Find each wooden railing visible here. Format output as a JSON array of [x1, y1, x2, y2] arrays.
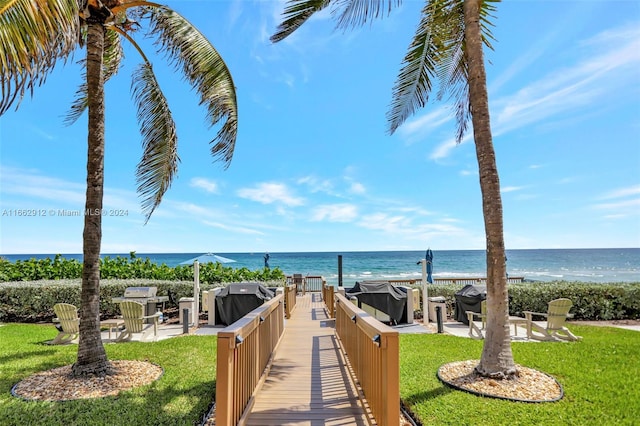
[[385, 277, 525, 286], [321, 282, 335, 318], [284, 284, 297, 319], [334, 293, 399, 426], [215, 294, 285, 425], [285, 275, 326, 292]]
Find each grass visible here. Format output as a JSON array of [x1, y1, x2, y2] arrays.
[[1, 323, 639, 426], [0, 324, 217, 426], [400, 324, 640, 425]]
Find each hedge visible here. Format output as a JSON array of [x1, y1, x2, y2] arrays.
[[0, 278, 286, 323], [421, 281, 640, 320], [2, 279, 638, 323], [0, 254, 285, 283]]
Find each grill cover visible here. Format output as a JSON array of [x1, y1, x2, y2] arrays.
[[346, 281, 407, 323], [215, 283, 274, 326], [454, 284, 486, 324]]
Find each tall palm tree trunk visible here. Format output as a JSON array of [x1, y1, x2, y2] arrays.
[[464, 0, 516, 379], [72, 21, 112, 376]]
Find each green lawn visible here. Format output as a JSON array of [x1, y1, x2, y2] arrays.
[[400, 324, 640, 425], [1, 323, 639, 425], [0, 324, 217, 426]]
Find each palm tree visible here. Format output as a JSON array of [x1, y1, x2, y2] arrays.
[[1, 0, 238, 376], [272, 0, 515, 378]]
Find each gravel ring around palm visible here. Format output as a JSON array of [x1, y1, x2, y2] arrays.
[[11, 360, 163, 402], [437, 360, 563, 402]]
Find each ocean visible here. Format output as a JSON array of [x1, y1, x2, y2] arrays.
[[2, 248, 639, 286]]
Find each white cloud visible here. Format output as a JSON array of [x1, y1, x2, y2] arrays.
[[173, 202, 216, 218], [202, 220, 265, 235], [228, 0, 243, 29], [397, 22, 640, 161], [430, 135, 471, 161], [492, 23, 640, 136], [398, 108, 452, 142], [348, 182, 364, 194], [190, 177, 219, 193], [593, 198, 640, 210], [358, 212, 465, 239], [310, 204, 358, 222], [599, 185, 640, 200], [0, 166, 86, 205], [237, 182, 305, 206], [359, 212, 410, 233], [297, 175, 335, 194], [501, 186, 526, 193]]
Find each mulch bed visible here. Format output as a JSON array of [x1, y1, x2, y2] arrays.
[[438, 359, 563, 402], [11, 360, 163, 402]]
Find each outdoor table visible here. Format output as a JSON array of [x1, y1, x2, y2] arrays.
[[101, 319, 125, 340]]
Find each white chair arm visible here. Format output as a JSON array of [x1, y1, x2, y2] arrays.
[[524, 311, 548, 318]]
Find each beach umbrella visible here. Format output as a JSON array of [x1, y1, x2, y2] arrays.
[[179, 253, 236, 265], [179, 253, 235, 329], [426, 249, 434, 284]]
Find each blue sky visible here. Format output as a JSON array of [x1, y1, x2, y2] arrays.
[[1, 0, 639, 255]]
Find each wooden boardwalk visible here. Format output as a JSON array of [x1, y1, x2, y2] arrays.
[[244, 293, 369, 426]]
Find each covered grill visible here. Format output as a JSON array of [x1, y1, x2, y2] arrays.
[[454, 284, 486, 324], [112, 287, 169, 319], [346, 281, 408, 324], [215, 282, 274, 326]]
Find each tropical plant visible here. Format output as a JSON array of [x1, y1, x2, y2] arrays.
[[0, 0, 238, 376], [272, 0, 514, 378]]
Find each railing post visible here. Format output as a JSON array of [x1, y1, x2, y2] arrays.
[[328, 285, 335, 318], [215, 334, 235, 426], [284, 285, 291, 319], [381, 333, 400, 426]]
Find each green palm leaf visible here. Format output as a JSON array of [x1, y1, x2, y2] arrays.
[[387, 0, 449, 134], [131, 62, 178, 222], [65, 29, 124, 125], [0, 0, 82, 114], [388, 0, 498, 139], [144, 6, 238, 167], [270, 0, 331, 43], [434, 0, 468, 143], [333, 0, 401, 30]]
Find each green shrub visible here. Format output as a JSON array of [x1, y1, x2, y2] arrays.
[[0, 254, 286, 323], [0, 278, 286, 324], [415, 281, 640, 321], [0, 254, 285, 283]]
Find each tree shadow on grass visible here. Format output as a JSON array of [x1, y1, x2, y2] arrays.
[[404, 385, 453, 406], [401, 386, 453, 426]]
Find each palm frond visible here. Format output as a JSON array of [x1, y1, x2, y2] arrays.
[[0, 0, 82, 115], [144, 6, 238, 167], [479, 0, 499, 50], [387, 0, 450, 134], [103, 27, 125, 78], [131, 62, 178, 223], [65, 29, 124, 125], [388, 0, 498, 139], [435, 0, 497, 143], [270, 0, 332, 42], [434, 0, 468, 143], [333, 0, 402, 30]]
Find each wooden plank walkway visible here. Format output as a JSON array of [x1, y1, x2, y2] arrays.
[[244, 293, 369, 426]]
